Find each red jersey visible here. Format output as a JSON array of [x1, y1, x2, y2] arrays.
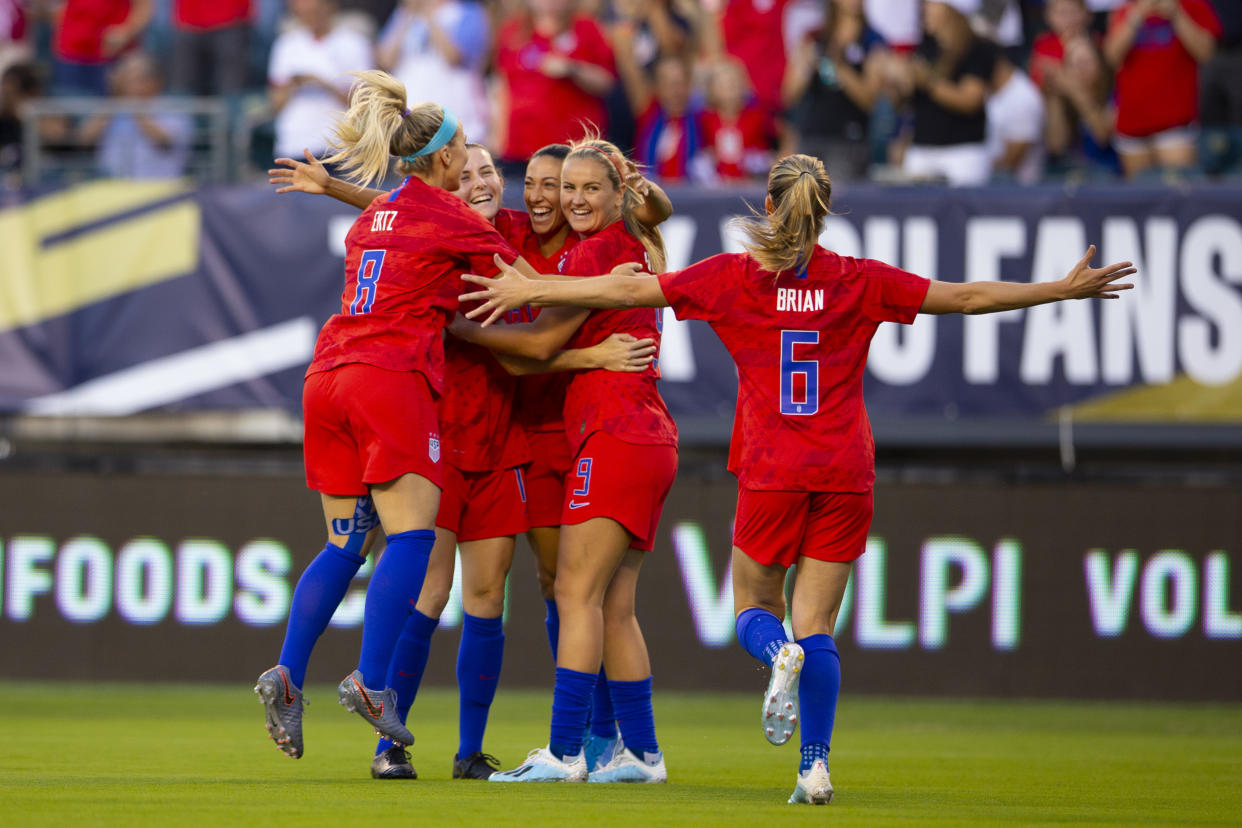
[[560, 222, 677, 454], [504, 222, 581, 434], [1028, 31, 1064, 89], [496, 15, 615, 159], [54, 0, 130, 63], [1110, 0, 1221, 137], [722, 0, 791, 112], [174, 0, 251, 30], [657, 248, 929, 493], [699, 106, 773, 181], [307, 176, 517, 395]]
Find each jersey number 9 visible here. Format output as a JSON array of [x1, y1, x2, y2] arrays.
[[780, 330, 819, 416]]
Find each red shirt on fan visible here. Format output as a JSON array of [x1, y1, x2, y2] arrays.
[[54, 0, 130, 63], [699, 105, 773, 181], [721, 0, 790, 112], [657, 248, 929, 492], [495, 15, 616, 160], [560, 221, 678, 454], [174, 0, 251, 30], [494, 208, 581, 433], [307, 176, 517, 395], [1109, 0, 1221, 138]]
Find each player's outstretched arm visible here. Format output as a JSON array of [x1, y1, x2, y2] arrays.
[[461, 255, 669, 326], [269, 149, 386, 210], [920, 245, 1135, 315], [448, 303, 590, 361], [493, 333, 656, 376]]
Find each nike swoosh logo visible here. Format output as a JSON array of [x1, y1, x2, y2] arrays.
[[280, 671, 294, 705], [397, 671, 415, 677], [478, 674, 498, 681], [352, 676, 384, 718], [568, 501, 589, 509]]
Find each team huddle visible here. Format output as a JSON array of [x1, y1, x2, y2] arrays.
[[253, 69, 1136, 805]]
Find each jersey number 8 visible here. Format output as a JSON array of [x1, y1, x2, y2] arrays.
[[350, 250, 386, 315], [780, 330, 819, 416]]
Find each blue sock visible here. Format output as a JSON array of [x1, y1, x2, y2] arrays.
[[544, 599, 559, 662], [797, 634, 841, 771], [736, 608, 789, 667], [456, 613, 505, 758], [548, 667, 595, 759], [356, 529, 435, 688], [589, 667, 618, 738], [609, 676, 658, 756], [278, 543, 365, 688], [375, 608, 439, 756]]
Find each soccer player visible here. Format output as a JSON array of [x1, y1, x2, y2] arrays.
[[450, 137, 677, 783], [253, 71, 551, 762], [457, 153, 1136, 803]]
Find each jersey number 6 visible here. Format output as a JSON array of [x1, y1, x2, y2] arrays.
[[780, 330, 819, 416], [350, 250, 386, 315]]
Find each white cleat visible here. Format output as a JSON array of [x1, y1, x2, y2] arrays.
[[788, 759, 834, 805], [488, 746, 587, 782], [762, 642, 804, 746], [588, 747, 667, 783]]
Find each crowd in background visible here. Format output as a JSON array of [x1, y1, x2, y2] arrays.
[[1, 0, 1240, 188]]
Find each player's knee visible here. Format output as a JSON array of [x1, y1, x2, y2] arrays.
[[415, 583, 452, 617], [462, 583, 506, 618], [536, 570, 556, 601]]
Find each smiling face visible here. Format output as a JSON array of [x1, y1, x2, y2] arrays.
[[524, 154, 567, 236], [560, 156, 623, 235], [453, 145, 503, 221]]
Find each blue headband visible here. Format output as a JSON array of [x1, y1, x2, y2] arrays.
[[401, 108, 458, 161]]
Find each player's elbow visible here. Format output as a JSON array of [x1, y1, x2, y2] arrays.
[[527, 336, 561, 362]]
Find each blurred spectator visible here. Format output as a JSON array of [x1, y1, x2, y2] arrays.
[[886, 0, 995, 186], [603, 0, 692, 150], [169, 0, 252, 96], [782, 0, 885, 180], [494, 0, 615, 165], [864, 0, 919, 51], [268, 0, 373, 159], [1087, 0, 1125, 32], [977, 0, 1024, 63], [377, 0, 490, 144], [1104, 0, 1221, 178], [700, 56, 774, 183], [0, 60, 38, 184], [1199, 0, 1242, 173], [615, 20, 700, 183], [717, 0, 793, 113], [79, 52, 190, 178], [1029, 0, 1093, 89], [1043, 34, 1121, 175], [1, 0, 30, 76], [52, 0, 153, 96], [985, 53, 1044, 183]]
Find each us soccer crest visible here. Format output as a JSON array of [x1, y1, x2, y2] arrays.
[[429, 435, 441, 463]]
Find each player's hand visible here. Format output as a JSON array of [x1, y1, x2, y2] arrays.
[[269, 149, 331, 195], [459, 255, 535, 326], [610, 261, 645, 278], [1061, 245, 1136, 300], [623, 161, 651, 198], [595, 333, 657, 373]]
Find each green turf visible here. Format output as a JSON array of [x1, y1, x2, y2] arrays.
[[0, 683, 1238, 826]]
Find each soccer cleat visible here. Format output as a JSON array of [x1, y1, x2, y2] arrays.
[[588, 747, 667, 783], [583, 732, 623, 773], [371, 746, 417, 779], [762, 642, 804, 746], [254, 665, 305, 759], [487, 746, 588, 782], [336, 670, 414, 747], [788, 759, 834, 805], [453, 751, 501, 779]]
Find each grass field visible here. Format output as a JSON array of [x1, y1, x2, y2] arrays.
[[0, 683, 1239, 827]]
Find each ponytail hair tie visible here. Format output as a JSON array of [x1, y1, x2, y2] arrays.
[[403, 108, 411, 118]]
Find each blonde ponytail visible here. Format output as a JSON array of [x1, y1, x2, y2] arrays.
[[565, 135, 667, 274], [322, 70, 456, 185], [733, 154, 832, 275]]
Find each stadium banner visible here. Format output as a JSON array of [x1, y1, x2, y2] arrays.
[[1, 467, 1238, 701], [1, 182, 1241, 428]]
